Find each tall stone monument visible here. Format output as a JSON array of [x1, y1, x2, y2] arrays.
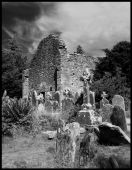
[[77, 68, 95, 125], [23, 69, 29, 99]]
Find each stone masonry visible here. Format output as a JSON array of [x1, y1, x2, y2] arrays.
[[22, 34, 96, 102]]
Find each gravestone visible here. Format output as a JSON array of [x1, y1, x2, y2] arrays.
[[52, 101, 59, 113], [100, 91, 109, 109], [101, 104, 114, 122], [77, 109, 94, 125], [110, 105, 127, 132], [46, 91, 52, 100], [2, 90, 7, 99], [100, 98, 109, 109], [77, 69, 95, 125], [112, 95, 125, 111], [38, 103, 45, 114], [62, 98, 74, 120], [45, 100, 53, 114], [53, 91, 60, 105], [95, 122, 130, 145], [31, 90, 38, 107], [90, 91, 95, 108], [74, 92, 79, 103]]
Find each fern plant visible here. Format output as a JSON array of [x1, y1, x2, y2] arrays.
[[2, 95, 33, 136]]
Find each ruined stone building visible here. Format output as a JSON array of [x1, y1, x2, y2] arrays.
[[23, 34, 96, 101]]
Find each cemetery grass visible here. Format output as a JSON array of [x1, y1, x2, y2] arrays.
[[2, 134, 57, 168], [2, 130, 130, 168]]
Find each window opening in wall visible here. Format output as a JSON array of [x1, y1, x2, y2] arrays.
[[50, 87, 52, 91], [54, 68, 59, 91]]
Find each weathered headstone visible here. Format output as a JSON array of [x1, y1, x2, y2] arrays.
[[90, 91, 95, 108], [38, 103, 45, 114], [112, 95, 125, 111], [80, 67, 92, 105], [45, 100, 53, 114], [62, 98, 74, 120], [101, 104, 114, 122], [95, 122, 130, 145], [100, 91, 109, 109], [31, 90, 38, 107], [77, 109, 94, 125], [46, 91, 52, 100], [53, 100, 59, 113], [110, 105, 127, 132], [2, 90, 7, 98], [74, 92, 79, 103], [100, 98, 109, 109], [42, 130, 57, 139], [53, 91, 60, 105]]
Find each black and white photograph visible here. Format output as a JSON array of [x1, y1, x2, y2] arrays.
[[2, 2, 130, 168]]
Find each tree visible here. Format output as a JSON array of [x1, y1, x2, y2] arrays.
[[91, 69, 130, 109], [92, 41, 130, 109], [2, 37, 27, 98], [93, 41, 130, 87], [76, 45, 84, 54]]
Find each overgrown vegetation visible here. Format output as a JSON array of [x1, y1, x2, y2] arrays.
[[2, 36, 27, 98], [2, 92, 62, 137], [2, 94, 33, 136], [76, 45, 85, 54], [91, 41, 130, 110]]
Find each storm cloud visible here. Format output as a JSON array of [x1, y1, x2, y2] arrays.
[[2, 2, 130, 56]]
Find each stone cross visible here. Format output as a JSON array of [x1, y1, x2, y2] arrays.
[[100, 91, 109, 109], [80, 68, 92, 105], [101, 91, 108, 99]]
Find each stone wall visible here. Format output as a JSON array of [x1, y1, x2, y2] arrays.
[[29, 34, 66, 93], [22, 69, 29, 98], [23, 34, 96, 100], [60, 52, 96, 99]]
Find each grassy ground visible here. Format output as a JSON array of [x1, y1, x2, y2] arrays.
[[2, 116, 130, 168], [2, 131, 130, 168], [2, 134, 56, 168]]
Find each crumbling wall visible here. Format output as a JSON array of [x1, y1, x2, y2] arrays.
[[22, 69, 29, 98], [61, 52, 96, 98], [29, 34, 66, 93], [27, 34, 96, 100]]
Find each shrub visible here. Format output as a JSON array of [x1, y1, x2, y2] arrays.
[[2, 95, 33, 136], [91, 71, 130, 110]]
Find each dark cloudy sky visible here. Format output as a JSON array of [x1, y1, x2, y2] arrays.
[[2, 2, 130, 57]]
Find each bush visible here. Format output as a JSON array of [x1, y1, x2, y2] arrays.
[[91, 71, 130, 110], [2, 95, 33, 136]]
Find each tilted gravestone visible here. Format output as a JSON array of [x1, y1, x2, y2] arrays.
[[112, 95, 125, 111], [101, 104, 114, 122], [95, 122, 130, 145], [100, 98, 109, 109], [110, 105, 127, 132], [74, 92, 79, 103]]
